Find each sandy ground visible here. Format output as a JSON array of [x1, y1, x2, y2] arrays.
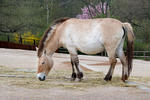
[[0, 48, 150, 100]]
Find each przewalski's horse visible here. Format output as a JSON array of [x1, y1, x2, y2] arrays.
[[36, 18, 134, 82]]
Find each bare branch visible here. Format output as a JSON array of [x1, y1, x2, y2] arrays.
[[0, 24, 26, 33]]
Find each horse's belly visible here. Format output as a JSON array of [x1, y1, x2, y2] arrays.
[[77, 38, 104, 54]]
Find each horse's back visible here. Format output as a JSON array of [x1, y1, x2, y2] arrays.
[[58, 18, 124, 54], [61, 18, 123, 39]]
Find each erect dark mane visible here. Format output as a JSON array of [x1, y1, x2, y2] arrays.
[[37, 17, 70, 57], [54, 17, 70, 24]]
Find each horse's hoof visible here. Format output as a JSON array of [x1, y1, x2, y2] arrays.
[[122, 78, 126, 82], [104, 75, 112, 81], [71, 73, 76, 81], [77, 72, 83, 79], [122, 74, 128, 82]]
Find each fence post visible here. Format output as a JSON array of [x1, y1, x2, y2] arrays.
[[19, 35, 22, 44], [7, 35, 10, 42], [33, 40, 36, 46], [144, 51, 145, 57]]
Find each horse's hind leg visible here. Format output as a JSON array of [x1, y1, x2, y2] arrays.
[[116, 48, 128, 82], [104, 56, 117, 81], [104, 46, 117, 81]]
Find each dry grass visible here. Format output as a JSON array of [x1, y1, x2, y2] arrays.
[[0, 66, 149, 89]]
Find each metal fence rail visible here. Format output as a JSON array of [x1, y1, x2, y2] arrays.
[[134, 51, 150, 58], [0, 33, 39, 46]]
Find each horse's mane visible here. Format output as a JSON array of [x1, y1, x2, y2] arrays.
[[37, 17, 70, 57]]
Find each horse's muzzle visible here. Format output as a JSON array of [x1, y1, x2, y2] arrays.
[[38, 76, 45, 81], [37, 73, 46, 81]]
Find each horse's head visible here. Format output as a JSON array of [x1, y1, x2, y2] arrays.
[[37, 50, 53, 81]]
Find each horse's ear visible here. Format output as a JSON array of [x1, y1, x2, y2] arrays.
[[36, 47, 39, 51]]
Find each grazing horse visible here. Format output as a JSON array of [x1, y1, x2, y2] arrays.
[[36, 18, 134, 82]]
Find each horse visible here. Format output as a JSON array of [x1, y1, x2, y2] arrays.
[[36, 17, 134, 82]]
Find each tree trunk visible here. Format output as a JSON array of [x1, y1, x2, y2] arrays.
[[106, 0, 111, 18]]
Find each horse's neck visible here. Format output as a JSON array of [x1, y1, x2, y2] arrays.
[[45, 35, 59, 56]]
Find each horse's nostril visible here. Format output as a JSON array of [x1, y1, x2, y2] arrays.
[[43, 76, 45, 80], [38, 76, 45, 81]]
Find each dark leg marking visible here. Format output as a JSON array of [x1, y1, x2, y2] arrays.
[[104, 58, 117, 81], [74, 56, 83, 80], [122, 71, 128, 82], [71, 59, 76, 81], [77, 72, 83, 79], [104, 74, 112, 81], [71, 73, 76, 81], [120, 57, 129, 82]]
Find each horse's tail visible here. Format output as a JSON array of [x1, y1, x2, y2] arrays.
[[122, 22, 135, 76]]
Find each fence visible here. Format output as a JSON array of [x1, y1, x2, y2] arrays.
[[0, 33, 39, 46], [134, 51, 150, 58], [0, 33, 39, 50]]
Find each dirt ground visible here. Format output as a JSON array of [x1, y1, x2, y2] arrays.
[[0, 48, 150, 100]]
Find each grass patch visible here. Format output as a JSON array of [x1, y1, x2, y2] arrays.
[[0, 66, 149, 89]]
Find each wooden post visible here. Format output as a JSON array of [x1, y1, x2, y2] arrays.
[[7, 35, 10, 42], [144, 51, 145, 57], [33, 40, 36, 46], [19, 35, 22, 44]]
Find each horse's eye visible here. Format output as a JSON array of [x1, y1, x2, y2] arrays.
[[42, 62, 45, 65]]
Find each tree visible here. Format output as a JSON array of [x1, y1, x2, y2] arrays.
[[78, 0, 111, 18], [111, 0, 150, 22], [0, 0, 47, 34], [0, 0, 84, 36], [110, 0, 150, 50]]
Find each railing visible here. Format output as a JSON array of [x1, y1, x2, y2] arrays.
[[0, 33, 39, 46], [134, 51, 150, 58]]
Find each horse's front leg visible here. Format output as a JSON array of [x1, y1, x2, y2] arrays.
[[74, 56, 83, 81], [70, 58, 76, 81], [71, 54, 83, 81]]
